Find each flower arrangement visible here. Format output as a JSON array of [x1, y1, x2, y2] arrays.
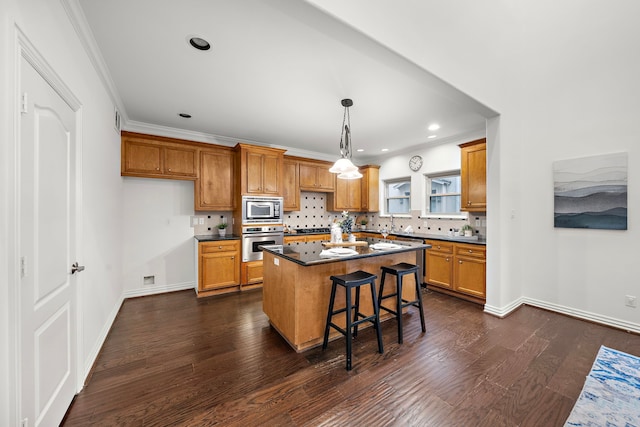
[[338, 211, 354, 234]]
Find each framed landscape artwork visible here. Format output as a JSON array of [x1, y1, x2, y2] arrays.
[[553, 152, 627, 230]]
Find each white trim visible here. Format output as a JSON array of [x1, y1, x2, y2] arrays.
[[82, 294, 122, 381], [484, 297, 524, 317], [484, 296, 640, 334], [123, 281, 196, 299], [523, 297, 640, 335], [60, 0, 126, 120]]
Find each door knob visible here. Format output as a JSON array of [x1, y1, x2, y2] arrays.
[[71, 262, 85, 274]]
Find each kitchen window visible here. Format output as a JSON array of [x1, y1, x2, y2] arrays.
[[384, 178, 411, 214], [424, 172, 464, 217]]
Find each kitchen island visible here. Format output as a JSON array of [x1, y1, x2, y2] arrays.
[[261, 238, 430, 352]]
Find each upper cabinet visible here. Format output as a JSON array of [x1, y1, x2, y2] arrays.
[[195, 147, 235, 211], [359, 165, 379, 212], [329, 177, 361, 211], [282, 157, 300, 211], [299, 160, 335, 192], [121, 131, 197, 179], [327, 165, 379, 212], [235, 143, 285, 196], [460, 139, 486, 212]]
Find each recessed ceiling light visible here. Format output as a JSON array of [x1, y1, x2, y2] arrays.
[[179, 113, 192, 118], [356, 148, 364, 152], [189, 37, 211, 51], [428, 135, 437, 139], [381, 148, 389, 152], [428, 124, 440, 131]]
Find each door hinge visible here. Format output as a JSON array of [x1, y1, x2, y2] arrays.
[[21, 92, 28, 114], [20, 256, 26, 278]]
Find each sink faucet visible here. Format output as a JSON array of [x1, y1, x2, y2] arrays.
[[390, 214, 397, 232]]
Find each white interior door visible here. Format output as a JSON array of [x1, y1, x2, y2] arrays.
[[19, 56, 79, 427]]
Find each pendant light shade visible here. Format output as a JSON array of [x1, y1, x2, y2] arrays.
[[337, 170, 363, 180], [329, 99, 361, 179]]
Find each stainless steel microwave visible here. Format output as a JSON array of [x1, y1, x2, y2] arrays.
[[241, 196, 283, 224]]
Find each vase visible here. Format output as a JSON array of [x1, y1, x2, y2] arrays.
[[330, 226, 342, 243], [218, 229, 227, 237], [348, 233, 356, 243]]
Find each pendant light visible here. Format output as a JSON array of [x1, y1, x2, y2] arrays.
[[329, 99, 361, 179]]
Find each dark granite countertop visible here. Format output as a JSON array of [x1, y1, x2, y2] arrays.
[[284, 230, 486, 245], [194, 234, 242, 242], [262, 237, 430, 266]]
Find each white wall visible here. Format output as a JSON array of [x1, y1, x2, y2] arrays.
[[308, 0, 640, 326], [122, 178, 196, 296], [1, 0, 124, 424], [378, 135, 482, 214]]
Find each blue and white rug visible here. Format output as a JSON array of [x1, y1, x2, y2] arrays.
[[565, 345, 640, 426]]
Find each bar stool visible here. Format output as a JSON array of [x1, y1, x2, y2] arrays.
[[322, 270, 384, 371], [378, 262, 426, 344]]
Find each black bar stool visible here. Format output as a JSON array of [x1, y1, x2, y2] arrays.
[[378, 262, 426, 344], [322, 270, 384, 371]]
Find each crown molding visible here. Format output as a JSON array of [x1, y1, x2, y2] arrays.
[[60, 0, 128, 121]]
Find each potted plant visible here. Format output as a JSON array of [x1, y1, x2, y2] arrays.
[[461, 224, 473, 237], [359, 218, 368, 230], [217, 222, 228, 237]]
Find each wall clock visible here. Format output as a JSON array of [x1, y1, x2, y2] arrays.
[[409, 155, 423, 172]]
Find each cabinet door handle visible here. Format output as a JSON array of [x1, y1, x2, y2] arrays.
[[468, 250, 473, 253], [446, 258, 450, 262], [156, 167, 160, 171], [459, 260, 463, 264], [168, 168, 172, 171], [219, 246, 223, 249]]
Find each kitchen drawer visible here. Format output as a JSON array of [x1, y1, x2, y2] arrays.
[[284, 235, 307, 243], [455, 243, 486, 259], [425, 240, 454, 254], [305, 234, 330, 242], [200, 240, 240, 254]]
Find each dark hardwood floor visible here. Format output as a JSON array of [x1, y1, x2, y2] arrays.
[[62, 288, 640, 426]]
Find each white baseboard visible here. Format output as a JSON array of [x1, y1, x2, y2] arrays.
[[81, 281, 195, 385], [523, 297, 640, 334], [484, 296, 640, 334], [122, 281, 196, 299], [82, 293, 123, 383], [484, 297, 525, 318]]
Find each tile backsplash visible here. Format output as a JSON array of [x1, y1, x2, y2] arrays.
[[284, 192, 486, 238], [190, 192, 487, 239]]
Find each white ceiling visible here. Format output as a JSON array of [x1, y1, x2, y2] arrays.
[[77, 0, 496, 163]]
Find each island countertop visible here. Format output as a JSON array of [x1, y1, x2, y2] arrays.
[[262, 238, 429, 352], [261, 237, 430, 267]]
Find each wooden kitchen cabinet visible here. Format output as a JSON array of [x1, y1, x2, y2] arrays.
[[195, 147, 235, 211], [198, 240, 240, 297], [236, 143, 285, 196], [425, 239, 486, 304], [121, 131, 197, 179], [453, 243, 486, 299], [460, 138, 486, 212], [282, 158, 300, 211], [299, 161, 335, 192], [328, 176, 361, 211], [241, 261, 264, 289], [424, 240, 454, 290], [327, 165, 379, 212], [360, 165, 380, 212]]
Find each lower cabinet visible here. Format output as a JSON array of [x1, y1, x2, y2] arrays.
[[425, 239, 486, 304], [197, 240, 240, 297], [241, 260, 264, 289]]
